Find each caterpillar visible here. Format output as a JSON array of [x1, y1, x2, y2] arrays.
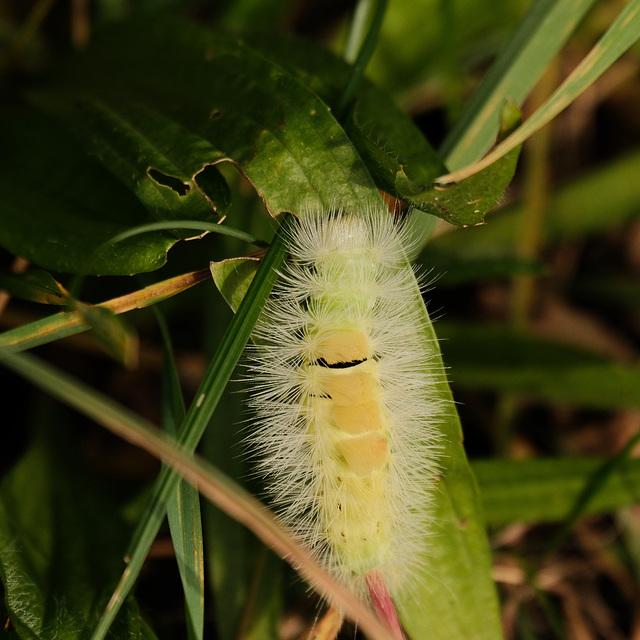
[[247, 208, 443, 612]]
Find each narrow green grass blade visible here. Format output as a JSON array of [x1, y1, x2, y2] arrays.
[[336, 0, 388, 121], [88, 213, 294, 640], [154, 307, 205, 640], [440, 0, 640, 183], [0, 269, 210, 353], [104, 220, 265, 249], [0, 349, 394, 640], [441, 0, 598, 170]]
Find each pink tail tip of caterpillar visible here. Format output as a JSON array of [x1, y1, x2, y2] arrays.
[[365, 569, 406, 640]]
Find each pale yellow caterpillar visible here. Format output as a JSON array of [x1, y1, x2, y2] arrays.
[[247, 208, 443, 618]]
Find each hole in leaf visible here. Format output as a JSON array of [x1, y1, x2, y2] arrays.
[[147, 168, 189, 196], [195, 164, 231, 213]]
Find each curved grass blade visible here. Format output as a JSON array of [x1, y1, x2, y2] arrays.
[[439, 0, 640, 184], [441, 0, 598, 170], [0, 348, 395, 640]]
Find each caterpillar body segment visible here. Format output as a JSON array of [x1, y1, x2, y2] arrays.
[[247, 209, 442, 600]]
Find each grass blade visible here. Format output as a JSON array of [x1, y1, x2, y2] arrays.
[[0, 347, 395, 640], [0, 269, 210, 353], [441, 0, 597, 170], [154, 306, 205, 640], [336, 0, 388, 121], [439, 0, 640, 184], [88, 213, 294, 640]]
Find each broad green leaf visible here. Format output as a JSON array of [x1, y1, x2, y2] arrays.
[[397, 277, 502, 640], [0, 111, 177, 275], [34, 18, 384, 217], [412, 101, 521, 226], [0, 423, 158, 639], [29, 94, 230, 232], [250, 32, 519, 227], [441, 0, 598, 169], [245, 33, 447, 213], [0, 269, 70, 305], [473, 456, 640, 527], [438, 322, 640, 410]]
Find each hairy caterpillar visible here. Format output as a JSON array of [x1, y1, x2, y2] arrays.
[[247, 208, 442, 613]]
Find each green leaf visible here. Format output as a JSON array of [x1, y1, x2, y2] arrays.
[[439, 322, 640, 410], [412, 100, 521, 226], [0, 422, 158, 639], [246, 32, 447, 213], [29, 94, 230, 232], [208, 229, 504, 640], [427, 149, 640, 260], [209, 258, 261, 313], [0, 111, 177, 276], [37, 18, 384, 216], [249, 30, 521, 227], [0, 269, 71, 305], [395, 279, 502, 640], [473, 456, 640, 527]]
